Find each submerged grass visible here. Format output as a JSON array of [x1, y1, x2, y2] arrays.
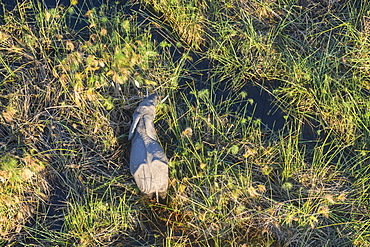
[[0, 0, 369, 246]]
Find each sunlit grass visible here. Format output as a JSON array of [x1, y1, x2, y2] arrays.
[[142, 0, 206, 50], [64, 191, 134, 246], [0, 154, 47, 238]]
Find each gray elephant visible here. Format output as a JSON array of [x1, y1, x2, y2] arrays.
[[128, 94, 169, 201]]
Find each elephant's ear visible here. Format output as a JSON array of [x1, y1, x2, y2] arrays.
[[128, 112, 141, 140], [143, 115, 157, 140]]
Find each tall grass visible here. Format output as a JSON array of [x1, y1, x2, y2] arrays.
[[0, 0, 369, 246]]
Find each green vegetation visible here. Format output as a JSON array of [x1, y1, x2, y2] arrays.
[[0, 0, 369, 246]]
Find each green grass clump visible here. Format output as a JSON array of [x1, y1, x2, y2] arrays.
[[0, 0, 369, 246], [142, 0, 206, 49], [0, 154, 47, 238], [64, 192, 134, 246]]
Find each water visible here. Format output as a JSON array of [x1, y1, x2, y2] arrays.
[[179, 55, 286, 131]]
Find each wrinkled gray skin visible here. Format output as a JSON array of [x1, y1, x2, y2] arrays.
[[128, 94, 168, 200]]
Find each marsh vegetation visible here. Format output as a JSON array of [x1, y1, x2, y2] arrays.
[[0, 0, 369, 246]]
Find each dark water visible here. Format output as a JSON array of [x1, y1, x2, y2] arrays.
[[179, 55, 286, 131]]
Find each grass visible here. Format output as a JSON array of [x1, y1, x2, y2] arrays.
[[0, 0, 369, 246]]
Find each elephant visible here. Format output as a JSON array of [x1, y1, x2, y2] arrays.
[[128, 94, 168, 201]]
